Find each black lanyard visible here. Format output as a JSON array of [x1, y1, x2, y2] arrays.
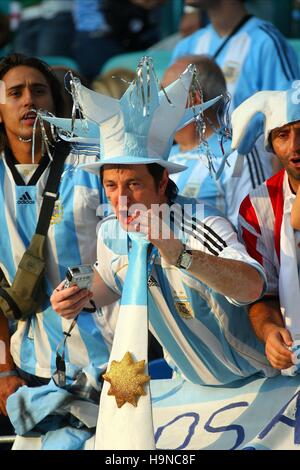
[[212, 14, 253, 60]]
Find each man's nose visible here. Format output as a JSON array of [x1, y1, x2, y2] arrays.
[[290, 129, 300, 153], [118, 193, 130, 209], [22, 88, 34, 107], [118, 185, 132, 199]]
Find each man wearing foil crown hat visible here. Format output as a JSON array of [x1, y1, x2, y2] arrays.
[[234, 89, 300, 377], [50, 57, 277, 449]]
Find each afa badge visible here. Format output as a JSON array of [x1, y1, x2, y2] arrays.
[[50, 200, 64, 225], [223, 61, 240, 83], [174, 296, 195, 320]]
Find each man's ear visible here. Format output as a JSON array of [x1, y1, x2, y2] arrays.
[[159, 169, 169, 195]]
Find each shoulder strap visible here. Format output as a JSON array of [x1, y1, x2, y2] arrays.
[[212, 14, 253, 60], [35, 140, 70, 236]]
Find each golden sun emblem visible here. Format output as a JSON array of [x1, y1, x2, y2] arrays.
[[103, 351, 150, 408]]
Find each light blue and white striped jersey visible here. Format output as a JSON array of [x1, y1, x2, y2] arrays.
[[169, 133, 274, 227], [0, 145, 111, 377], [171, 17, 300, 112], [73, 0, 111, 32], [95, 197, 276, 386]]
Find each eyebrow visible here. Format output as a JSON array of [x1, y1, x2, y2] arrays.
[[272, 127, 290, 136], [103, 177, 142, 183], [7, 82, 49, 92]]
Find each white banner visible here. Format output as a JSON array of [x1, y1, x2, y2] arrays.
[[151, 374, 300, 450], [11, 374, 300, 450]]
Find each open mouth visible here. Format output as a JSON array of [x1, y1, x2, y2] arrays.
[[22, 110, 37, 123], [290, 156, 300, 165]]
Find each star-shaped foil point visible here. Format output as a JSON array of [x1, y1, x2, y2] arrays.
[[103, 351, 150, 408]]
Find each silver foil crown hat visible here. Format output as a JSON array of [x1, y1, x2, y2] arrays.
[[73, 56, 222, 174]]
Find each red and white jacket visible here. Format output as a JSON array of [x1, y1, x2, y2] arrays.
[[238, 169, 286, 295]]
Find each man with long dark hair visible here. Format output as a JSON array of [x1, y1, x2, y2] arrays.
[[0, 54, 110, 428]]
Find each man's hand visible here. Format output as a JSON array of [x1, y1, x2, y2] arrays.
[[0, 375, 26, 416], [265, 326, 293, 370], [124, 208, 183, 265], [50, 281, 93, 320]]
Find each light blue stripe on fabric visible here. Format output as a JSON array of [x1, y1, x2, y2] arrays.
[[75, 313, 110, 365], [54, 175, 82, 281], [150, 376, 264, 407], [169, 136, 231, 216], [180, 282, 238, 372], [152, 375, 300, 410], [148, 293, 201, 384], [157, 272, 244, 384], [0, 162, 17, 280], [74, 168, 101, 191], [19, 306, 63, 375], [151, 380, 185, 404], [170, 146, 195, 191], [213, 291, 267, 373], [121, 237, 149, 306], [19, 319, 38, 374]]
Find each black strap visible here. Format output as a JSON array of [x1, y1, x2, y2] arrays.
[[28, 155, 50, 185], [4, 147, 30, 186], [35, 140, 70, 236], [4, 147, 50, 186], [0, 286, 23, 319], [212, 14, 253, 60]]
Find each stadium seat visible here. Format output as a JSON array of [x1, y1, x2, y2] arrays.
[[39, 56, 80, 71], [288, 39, 300, 63], [101, 50, 172, 80]]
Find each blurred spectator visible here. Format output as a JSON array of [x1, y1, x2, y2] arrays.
[[129, 0, 165, 8], [73, 0, 167, 84], [179, 9, 201, 37], [171, 0, 300, 113], [92, 68, 135, 98], [178, 2, 208, 38], [72, 0, 123, 84], [14, 0, 74, 58], [164, 55, 274, 226], [0, 12, 10, 49]]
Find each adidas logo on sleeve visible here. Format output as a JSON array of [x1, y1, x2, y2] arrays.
[[17, 192, 34, 204]]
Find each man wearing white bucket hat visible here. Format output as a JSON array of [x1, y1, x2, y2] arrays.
[[233, 88, 300, 376], [50, 58, 276, 449]]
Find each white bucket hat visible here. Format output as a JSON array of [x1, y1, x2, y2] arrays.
[[231, 88, 300, 154]]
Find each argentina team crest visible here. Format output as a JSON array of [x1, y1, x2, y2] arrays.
[[222, 60, 240, 83], [50, 200, 64, 225], [174, 295, 195, 320]]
